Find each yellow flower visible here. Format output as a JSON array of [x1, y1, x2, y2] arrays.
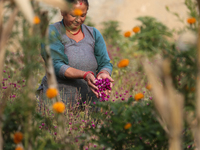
[[14, 132, 23, 144], [132, 26, 140, 33], [187, 17, 196, 24], [134, 93, 144, 101], [146, 84, 152, 90], [73, 8, 83, 16], [15, 146, 23, 150], [124, 31, 131, 37], [124, 123, 131, 129], [33, 16, 40, 24], [53, 102, 65, 113], [117, 59, 129, 68], [46, 88, 58, 99]]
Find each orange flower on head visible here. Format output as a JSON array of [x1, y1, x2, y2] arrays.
[[14, 132, 23, 144], [124, 31, 131, 37], [33, 16, 40, 24], [117, 59, 129, 68], [73, 8, 83, 16], [134, 93, 144, 101], [146, 84, 152, 90], [46, 88, 58, 99], [187, 17, 196, 24], [53, 102, 65, 113], [124, 123, 131, 129], [15, 146, 23, 150], [132, 26, 140, 33]]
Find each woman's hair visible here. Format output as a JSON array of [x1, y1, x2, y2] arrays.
[[67, 0, 89, 9]]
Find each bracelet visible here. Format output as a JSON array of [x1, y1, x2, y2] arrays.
[[96, 71, 105, 78], [83, 71, 94, 81]]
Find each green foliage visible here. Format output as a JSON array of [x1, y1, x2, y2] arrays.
[[101, 20, 122, 45], [82, 99, 194, 149], [130, 16, 172, 56]]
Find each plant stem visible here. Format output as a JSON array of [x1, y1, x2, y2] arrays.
[[196, 11, 200, 150]]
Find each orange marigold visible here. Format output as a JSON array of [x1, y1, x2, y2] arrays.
[[146, 84, 152, 90], [117, 59, 129, 68], [53, 102, 65, 113], [33, 16, 40, 24], [14, 132, 23, 144], [134, 93, 144, 101], [124, 123, 131, 129], [132, 26, 140, 33], [187, 17, 196, 24], [15, 146, 23, 150], [46, 88, 58, 99], [124, 31, 131, 37], [73, 8, 83, 16]]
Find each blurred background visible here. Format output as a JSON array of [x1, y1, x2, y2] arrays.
[[49, 0, 188, 32]]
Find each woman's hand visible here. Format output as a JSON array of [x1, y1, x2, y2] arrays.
[[85, 73, 99, 98], [97, 72, 114, 95]]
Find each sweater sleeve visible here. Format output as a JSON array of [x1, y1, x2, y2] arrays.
[[48, 24, 70, 79], [93, 28, 113, 75]]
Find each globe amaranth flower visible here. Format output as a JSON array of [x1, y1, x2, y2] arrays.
[[33, 16, 40, 24], [132, 26, 140, 33], [14, 132, 23, 144], [187, 17, 196, 24], [15, 146, 23, 150], [124, 31, 131, 37], [117, 59, 129, 68], [134, 93, 144, 101], [73, 8, 83, 16], [124, 123, 131, 129], [53, 102, 65, 113], [46, 87, 58, 99]]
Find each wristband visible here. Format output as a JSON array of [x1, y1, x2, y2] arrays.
[[96, 71, 105, 78], [83, 71, 94, 81]]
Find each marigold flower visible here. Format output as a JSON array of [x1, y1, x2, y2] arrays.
[[187, 17, 196, 24], [33, 16, 40, 24], [124, 123, 131, 129], [117, 59, 129, 68], [14, 132, 23, 144], [124, 31, 131, 37], [134, 93, 144, 101], [73, 8, 83, 16], [146, 84, 152, 90], [132, 26, 140, 33], [46, 88, 58, 99], [15, 146, 23, 150], [53, 102, 65, 113]]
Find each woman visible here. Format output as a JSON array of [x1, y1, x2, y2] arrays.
[[38, 0, 113, 106]]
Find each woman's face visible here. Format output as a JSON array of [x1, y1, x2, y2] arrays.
[[62, 2, 88, 30]]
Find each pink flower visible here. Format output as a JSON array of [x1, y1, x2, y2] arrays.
[[2, 87, 7, 89]]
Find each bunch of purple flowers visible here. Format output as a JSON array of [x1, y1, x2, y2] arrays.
[[95, 78, 111, 102]]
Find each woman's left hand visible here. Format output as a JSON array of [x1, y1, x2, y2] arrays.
[[97, 72, 114, 95]]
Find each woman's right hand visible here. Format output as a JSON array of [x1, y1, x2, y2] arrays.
[[85, 73, 99, 98]]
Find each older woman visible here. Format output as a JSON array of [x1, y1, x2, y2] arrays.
[[38, 0, 113, 105]]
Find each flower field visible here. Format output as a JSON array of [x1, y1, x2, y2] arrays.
[[0, 0, 200, 150]]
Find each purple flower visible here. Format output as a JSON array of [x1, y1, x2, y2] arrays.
[[92, 124, 95, 127], [121, 98, 125, 101], [41, 123, 45, 126], [2, 87, 7, 89], [54, 132, 57, 135], [94, 145, 97, 148], [39, 126, 42, 128], [93, 102, 96, 105], [69, 122, 72, 125], [149, 97, 152, 100], [3, 70, 6, 73]]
